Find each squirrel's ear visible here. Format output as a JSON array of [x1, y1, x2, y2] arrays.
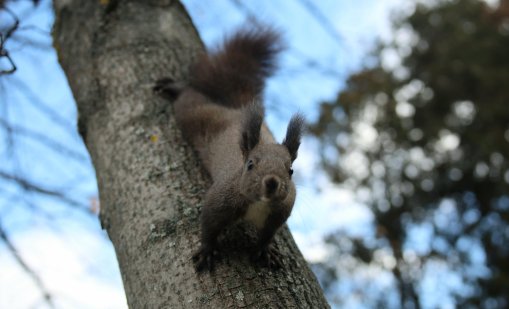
[[282, 114, 304, 162], [240, 102, 264, 158]]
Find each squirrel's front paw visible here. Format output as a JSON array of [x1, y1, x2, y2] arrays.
[[153, 78, 186, 99], [252, 245, 283, 270], [192, 247, 218, 272]]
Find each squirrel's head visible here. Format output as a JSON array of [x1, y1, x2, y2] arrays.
[[239, 103, 304, 205]]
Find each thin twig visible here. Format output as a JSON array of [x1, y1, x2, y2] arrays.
[[0, 118, 88, 161], [8, 77, 77, 134], [297, 0, 345, 43], [0, 6, 19, 74], [0, 222, 55, 308], [0, 170, 89, 210]]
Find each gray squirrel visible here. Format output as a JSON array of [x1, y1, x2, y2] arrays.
[[154, 26, 303, 272]]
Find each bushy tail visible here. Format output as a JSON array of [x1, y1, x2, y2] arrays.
[[190, 26, 283, 108]]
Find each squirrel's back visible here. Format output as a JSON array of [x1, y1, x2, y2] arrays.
[[189, 27, 282, 108], [155, 26, 304, 272], [156, 26, 291, 183]]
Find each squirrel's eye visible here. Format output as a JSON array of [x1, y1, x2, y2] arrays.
[[247, 160, 254, 171], [289, 168, 294, 176]]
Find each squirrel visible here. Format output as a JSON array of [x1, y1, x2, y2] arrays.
[[154, 26, 303, 272]]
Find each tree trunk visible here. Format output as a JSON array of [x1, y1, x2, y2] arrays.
[[52, 0, 329, 308]]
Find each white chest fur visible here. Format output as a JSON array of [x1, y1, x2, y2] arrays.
[[243, 201, 271, 230]]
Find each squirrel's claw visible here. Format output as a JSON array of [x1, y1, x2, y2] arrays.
[[252, 245, 283, 270], [153, 78, 186, 100], [192, 248, 217, 272]]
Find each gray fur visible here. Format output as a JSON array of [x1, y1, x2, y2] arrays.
[[155, 26, 303, 272]]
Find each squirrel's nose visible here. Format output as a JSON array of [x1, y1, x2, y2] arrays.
[[263, 175, 280, 196]]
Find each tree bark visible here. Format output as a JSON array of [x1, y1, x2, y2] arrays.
[[52, 0, 329, 308]]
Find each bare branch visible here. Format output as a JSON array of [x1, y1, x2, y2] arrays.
[[0, 6, 19, 74], [228, 0, 342, 78], [0, 170, 89, 210], [8, 76, 77, 133], [0, 118, 88, 161], [1, 7, 19, 39], [0, 222, 55, 308], [0, 49, 16, 74], [297, 0, 345, 43]]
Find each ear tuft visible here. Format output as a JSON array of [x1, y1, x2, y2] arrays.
[[282, 113, 304, 162], [240, 102, 264, 158]]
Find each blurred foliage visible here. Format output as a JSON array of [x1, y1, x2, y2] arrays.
[[310, 0, 509, 307]]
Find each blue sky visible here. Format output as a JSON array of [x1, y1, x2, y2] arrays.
[[0, 0, 410, 308]]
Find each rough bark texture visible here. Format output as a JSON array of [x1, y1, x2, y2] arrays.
[[52, 0, 329, 308]]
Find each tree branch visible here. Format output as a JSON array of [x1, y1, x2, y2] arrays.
[[0, 222, 54, 308], [0, 118, 88, 161], [0, 170, 89, 210], [297, 0, 345, 43]]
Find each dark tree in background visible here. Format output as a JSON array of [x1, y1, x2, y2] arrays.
[[310, 0, 509, 308]]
